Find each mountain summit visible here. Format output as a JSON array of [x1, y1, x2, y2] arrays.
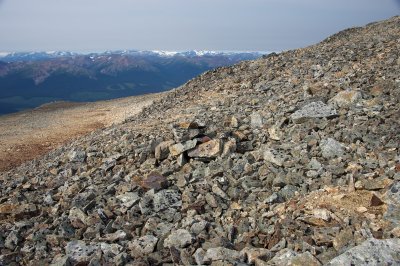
[[0, 16, 399, 265]]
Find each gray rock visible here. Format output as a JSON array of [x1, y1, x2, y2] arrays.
[[327, 238, 400, 266], [116, 192, 140, 208], [194, 248, 206, 265], [99, 242, 123, 256], [251, 112, 264, 128], [268, 249, 321, 265], [291, 101, 337, 123], [320, 138, 345, 159], [139, 189, 182, 215], [128, 235, 158, 256], [202, 247, 241, 264], [169, 139, 197, 156], [384, 181, 400, 224], [68, 150, 86, 162], [264, 148, 285, 166], [68, 207, 88, 228], [155, 140, 174, 160], [164, 229, 194, 248], [4, 231, 20, 250], [212, 184, 229, 200], [191, 220, 209, 234], [153, 189, 182, 212], [173, 127, 201, 142], [65, 240, 97, 265], [308, 157, 322, 170]]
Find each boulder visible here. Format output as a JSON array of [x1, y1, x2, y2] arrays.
[[291, 101, 337, 123], [187, 139, 221, 159], [327, 238, 400, 265], [128, 235, 158, 256], [155, 140, 174, 160]]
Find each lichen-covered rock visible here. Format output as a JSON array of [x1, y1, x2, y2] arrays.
[[329, 89, 362, 107], [164, 229, 194, 248], [128, 235, 158, 256], [327, 238, 400, 266], [320, 138, 345, 159], [291, 101, 337, 123], [187, 139, 221, 159]]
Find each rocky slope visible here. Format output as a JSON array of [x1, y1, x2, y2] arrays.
[[0, 16, 399, 265]]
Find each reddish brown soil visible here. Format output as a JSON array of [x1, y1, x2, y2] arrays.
[[0, 94, 161, 172]]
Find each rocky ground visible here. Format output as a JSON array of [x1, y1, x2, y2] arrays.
[[0, 94, 161, 172], [0, 16, 399, 265]]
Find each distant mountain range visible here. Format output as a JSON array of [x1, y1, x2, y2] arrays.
[[0, 50, 266, 115]]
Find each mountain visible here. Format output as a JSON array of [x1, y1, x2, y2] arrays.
[[0, 50, 264, 115], [0, 16, 399, 265]]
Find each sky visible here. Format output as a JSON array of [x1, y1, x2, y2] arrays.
[[0, 0, 399, 53]]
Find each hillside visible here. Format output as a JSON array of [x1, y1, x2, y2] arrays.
[[0, 94, 162, 172], [0, 51, 262, 115], [0, 16, 399, 265]]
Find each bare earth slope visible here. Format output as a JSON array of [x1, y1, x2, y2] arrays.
[[0, 17, 399, 265], [0, 94, 161, 171]]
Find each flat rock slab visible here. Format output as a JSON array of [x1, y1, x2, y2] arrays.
[[291, 101, 337, 123], [188, 139, 221, 159], [327, 238, 400, 266]]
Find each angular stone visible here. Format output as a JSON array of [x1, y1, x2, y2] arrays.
[[267, 249, 321, 266], [291, 101, 337, 123], [384, 182, 400, 223], [268, 126, 282, 141], [187, 139, 221, 159], [65, 240, 97, 265], [194, 248, 206, 265], [128, 235, 158, 256], [202, 247, 241, 264], [68, 207, 88, 228], [141, 171, 168, 190], [177, 153, 188, 166], [333, 227, 353, 251], [212, 184, 228, 200], [327, 238, 400, 265], [230, 116, 239, 128], [236, 141, 253, 153], [164, 229, 194, 248], [155, 140, 174, 160], [308, 158, 322, 170], [251, 112, 264, 128], [68, 150, 86, 163], [264, 149, 284, 166], [222, 138, 237, 157], [169, 139, 197, 156], [320, 138, 344, 159], [370, 193, 384, 206], [362, 178, 391, 190], [155, 189, 182, 211], [329, 90, 362, 107], [172, 127, 201, 142], [240, 247, 271, 264], [116, 192, 140, 208], [0, 203, 39, 220], [103, 230, 128, 242], [5, 231, 20, 250]]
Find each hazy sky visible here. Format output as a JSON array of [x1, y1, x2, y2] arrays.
[[0, 0, 399, 52]]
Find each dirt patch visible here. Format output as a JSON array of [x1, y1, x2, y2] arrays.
[[0, 94, 162, 172]]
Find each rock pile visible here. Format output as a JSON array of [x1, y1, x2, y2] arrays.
[[0, 16, 399, 265]]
